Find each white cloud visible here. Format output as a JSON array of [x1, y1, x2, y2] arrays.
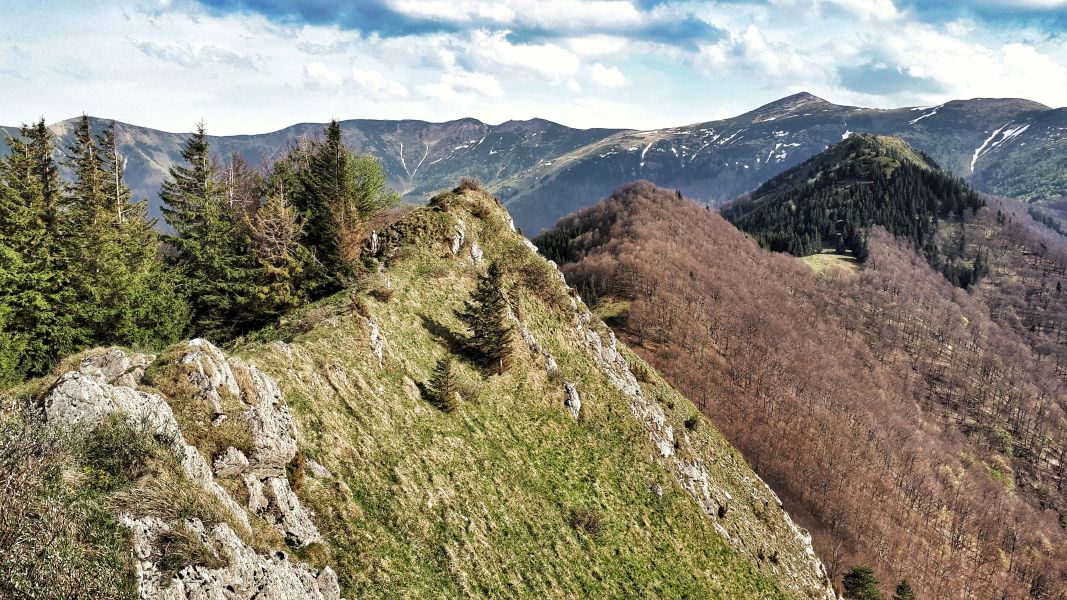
[[464, 30, 580, 79], [303, 61, 343, 89], [442, 72, 505, 97], [696, 25, 823, 82], [420, 71, 504, 103], [589, 63, 626, 87], [825, 0, 900, 21], [351, 68, 410, 100]]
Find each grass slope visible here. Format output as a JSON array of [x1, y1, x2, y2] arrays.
[[233, 189, 827, 598]]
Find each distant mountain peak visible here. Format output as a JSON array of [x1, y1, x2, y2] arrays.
[[748, 92, 831, 117]]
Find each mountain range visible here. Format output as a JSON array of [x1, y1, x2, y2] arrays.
[[3, 92, 1065, 234]]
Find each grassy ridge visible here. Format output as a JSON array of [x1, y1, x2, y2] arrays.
[[236, 189, 820, 598]]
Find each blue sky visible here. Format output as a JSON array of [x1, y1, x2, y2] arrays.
[[1, 0, 1064, 134]]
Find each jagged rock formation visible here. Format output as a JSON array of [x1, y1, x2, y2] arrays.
[[41, 341, 337, 599]]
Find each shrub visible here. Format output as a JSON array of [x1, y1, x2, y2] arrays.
[[455, 177, 484, 193], [568, 508, 603, 538], [683, 415, 699, 432]]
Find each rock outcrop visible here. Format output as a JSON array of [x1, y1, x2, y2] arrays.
[[124, 516, 339, 600], [42, 344, 337, 600]]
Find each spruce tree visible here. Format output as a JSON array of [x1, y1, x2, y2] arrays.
[[842, 566, 881, 600], [296, 120, 399, 284], [891, 580, 915, 600], [95, 121, 188, 346], [161, 123, 257, 340], [458, 263, 515, 374], [0, 124, 81, 378], [429, 356, 460, 412]]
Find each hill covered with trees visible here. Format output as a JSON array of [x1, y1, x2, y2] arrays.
[[721, 134, 988, 286], [538, 181, 1067, 599]]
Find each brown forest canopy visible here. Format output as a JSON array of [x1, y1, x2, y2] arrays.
[[537, 181, 1067, 599]]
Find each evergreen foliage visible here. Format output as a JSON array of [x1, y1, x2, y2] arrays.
[[0, 121, 81, 381], [161, 123, 261, 339], [429, 356, 460, 412], [723, 134, 986, 287], [891, 580, 915, 600], [0, 115, 399, 384], [458, 263, 515, 374], [842, 566, 881, 600], [295, 120, 400, 287]]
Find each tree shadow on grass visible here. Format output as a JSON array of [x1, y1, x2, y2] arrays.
[[419, 314, 468, 357]]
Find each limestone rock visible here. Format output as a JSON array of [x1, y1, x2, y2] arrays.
[[44, 371, 252, 535], [563, 382, 582, 420], [262, 477, 323, 547], [79, 348, 154, 386], [451, 219, 466, 255], [469, 241, 484, 265], [228, 358, 298, 476], [124, 516, 339, 600], [213, 447, 249, 478], [180, 339, 240, 415], [305, 458, 332, 479]]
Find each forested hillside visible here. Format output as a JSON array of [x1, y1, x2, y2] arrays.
[[722, 134, 987, 286], [538, 182, 1067, 599]]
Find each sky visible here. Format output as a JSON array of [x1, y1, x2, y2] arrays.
[[0, 0, 1065, 135]]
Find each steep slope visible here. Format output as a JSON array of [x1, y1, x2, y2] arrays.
[[3, 93, 1064, 231], [537, 182, 1067, 599], [0, 188, 835, 598]]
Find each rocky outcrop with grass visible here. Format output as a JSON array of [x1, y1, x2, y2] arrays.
[[41, 341, 338, 600]]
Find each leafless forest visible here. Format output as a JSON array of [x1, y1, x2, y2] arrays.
[[540, 181, 1067, 599]]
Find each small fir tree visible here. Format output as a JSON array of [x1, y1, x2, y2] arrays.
[[430, 356, 460, 413], [891, 580, 915, 600], [458, 263, 515, 374]]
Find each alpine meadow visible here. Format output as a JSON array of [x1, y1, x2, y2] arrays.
[[1, 1, 1066, 599]]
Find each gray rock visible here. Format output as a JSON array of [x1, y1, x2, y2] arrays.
[[263, 477, 323, 547], [563, 382, 582, 420], [305, 458, 332, 479], [228, 358, 298, 476], [79, 348, 154, 386], [180, 339, 240, 415], [213, 447, 249, 478], [469, 241, 484, 265], [123, 516, 339, 600], [44, 371, 252, 535], [451, 219, 466, 255]]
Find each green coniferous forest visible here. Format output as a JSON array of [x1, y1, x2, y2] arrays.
[[0, 117, 398, 385], [722, 134, 987, 286]]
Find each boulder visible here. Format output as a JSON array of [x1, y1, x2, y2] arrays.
[[180, 339, 240, 415]]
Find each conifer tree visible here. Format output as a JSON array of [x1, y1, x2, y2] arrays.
[[459, 263, 515, 374], [842, 566, 881, 600], [161, 123, 257, 340], [891, 580, 915, 600], [296, 120, 399, 284], [243, 191, 306, 324], [429, 356, 460, 412], [94, 121, 188, 346], [0, 123, 80, 378]]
